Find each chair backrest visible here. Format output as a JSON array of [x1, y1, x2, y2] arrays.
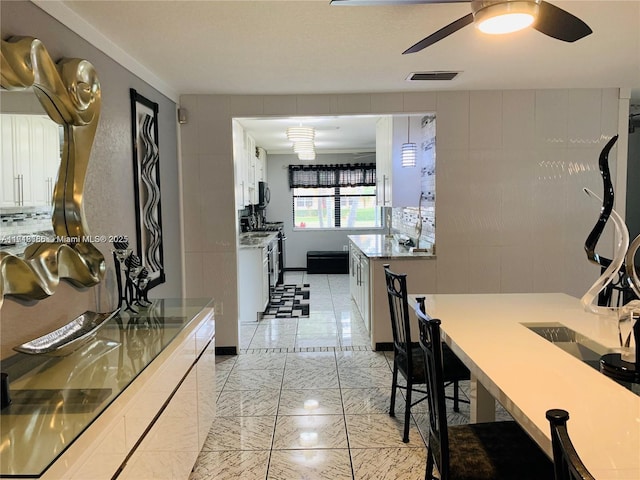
[[546, 409, 595, 480], [384, 264, 414, 374], [415, 296, 451, 478]]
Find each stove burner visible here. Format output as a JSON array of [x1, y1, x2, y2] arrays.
[[255, 226, 281, 231], [253, 221, 284, 232]]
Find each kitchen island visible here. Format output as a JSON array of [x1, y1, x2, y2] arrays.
[[348, 234, 435, 350], [0, 298, 214, 479]]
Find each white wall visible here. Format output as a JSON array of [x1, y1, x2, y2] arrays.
[[179, 90, 625, 352]]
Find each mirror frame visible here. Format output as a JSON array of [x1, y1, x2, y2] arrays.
[[0, 36, 105, 300]]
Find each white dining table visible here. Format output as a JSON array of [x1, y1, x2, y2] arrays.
[[410, 292, 640, 480]]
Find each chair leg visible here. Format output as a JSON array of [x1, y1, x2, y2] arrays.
[[453, 380, 460, 412], [389, 362, 398, 417], [403, 379, 412, 443], [425, 446, 434, 480]]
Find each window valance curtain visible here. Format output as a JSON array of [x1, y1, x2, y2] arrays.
[[288, 163, 376, 188]]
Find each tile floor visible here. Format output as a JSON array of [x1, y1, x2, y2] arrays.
[[189, 272, 498, 480]]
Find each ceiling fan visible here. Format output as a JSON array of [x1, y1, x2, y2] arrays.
[[330, 0, 592, 54]]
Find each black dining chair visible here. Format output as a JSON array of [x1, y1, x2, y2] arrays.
[[546, 409, 595, 480], [415, 298, 554, 480], [383, 264, 469, 443]]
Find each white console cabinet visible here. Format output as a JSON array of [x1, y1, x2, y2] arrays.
[[0, 299, 215, 480]]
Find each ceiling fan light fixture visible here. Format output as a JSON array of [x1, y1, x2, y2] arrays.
[[473, 1, 539, 35]]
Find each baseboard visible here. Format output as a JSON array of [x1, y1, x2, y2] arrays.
[[284, 267, 306, 272], [375, 342, 394, 351], [215, 346, 237, 356]]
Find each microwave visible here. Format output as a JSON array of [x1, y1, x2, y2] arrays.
[[258, 181, 270, 208]]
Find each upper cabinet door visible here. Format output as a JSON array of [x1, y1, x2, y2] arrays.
[[0, 114, 60, 207], [232, 120, 247, 208], [255, 147, 266, 184], [375, 116, 392, 206]]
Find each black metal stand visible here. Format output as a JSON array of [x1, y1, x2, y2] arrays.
[[599, 317, 640, 384]]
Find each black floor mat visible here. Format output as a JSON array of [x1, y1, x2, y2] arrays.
[[263, 284, 310, 318]]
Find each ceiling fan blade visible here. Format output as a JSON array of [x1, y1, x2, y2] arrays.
[[533, 1, 592, 42], [403, 13, 473, 54]]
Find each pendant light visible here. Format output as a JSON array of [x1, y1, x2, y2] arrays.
[[401, 116, 416, 168], [286, 126, 315, 143], [287, 125, 316, 160]]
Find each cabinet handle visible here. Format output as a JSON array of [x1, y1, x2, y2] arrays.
[[17, 174, 24, 206], [383, 175, 387, 205], [14, 176, 19, 205]]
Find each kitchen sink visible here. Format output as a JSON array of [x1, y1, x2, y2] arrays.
[[243, 232, 273, 238], [241, 238, 265, 245]]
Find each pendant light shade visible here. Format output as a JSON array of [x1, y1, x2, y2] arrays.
[[293, 140, 315, 154], [298, 151, 316, 161], [286, 126, 315, 143], [402, 143, 417, 167], [401, 116, 416, 168]]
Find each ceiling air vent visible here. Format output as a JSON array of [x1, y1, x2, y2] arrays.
[[407, 71, 460, 81]]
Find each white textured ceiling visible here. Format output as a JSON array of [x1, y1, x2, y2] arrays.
[[40, 1, 640, 152], [56, 0, 640, 96]]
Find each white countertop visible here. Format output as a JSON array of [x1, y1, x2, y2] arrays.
[[348, 234, 435, 259], [238, 231, 279, 249], [413, 292, 640, 480]]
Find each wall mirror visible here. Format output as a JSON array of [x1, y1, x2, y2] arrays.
[[0, 36, 105, 301]]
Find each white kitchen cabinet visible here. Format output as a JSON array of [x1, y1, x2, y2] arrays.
[[375, 115, 424, 207], [238, 246, 270, 321], [269, 237, 279, 289], [375, 116, 392, 207], [0, 114, 60, 207], [246, 133, 257, 204], [29, 116, 60, 206], [255, 146, 267, 183], [233, 121, 265, 207], [233, 120, 250, 208], [349, 241, 370, 332]]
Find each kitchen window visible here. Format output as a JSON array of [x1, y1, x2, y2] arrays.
[[289, 163, 380, 230]]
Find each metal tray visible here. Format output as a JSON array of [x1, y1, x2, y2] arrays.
[[14, 310, 119, 356]]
